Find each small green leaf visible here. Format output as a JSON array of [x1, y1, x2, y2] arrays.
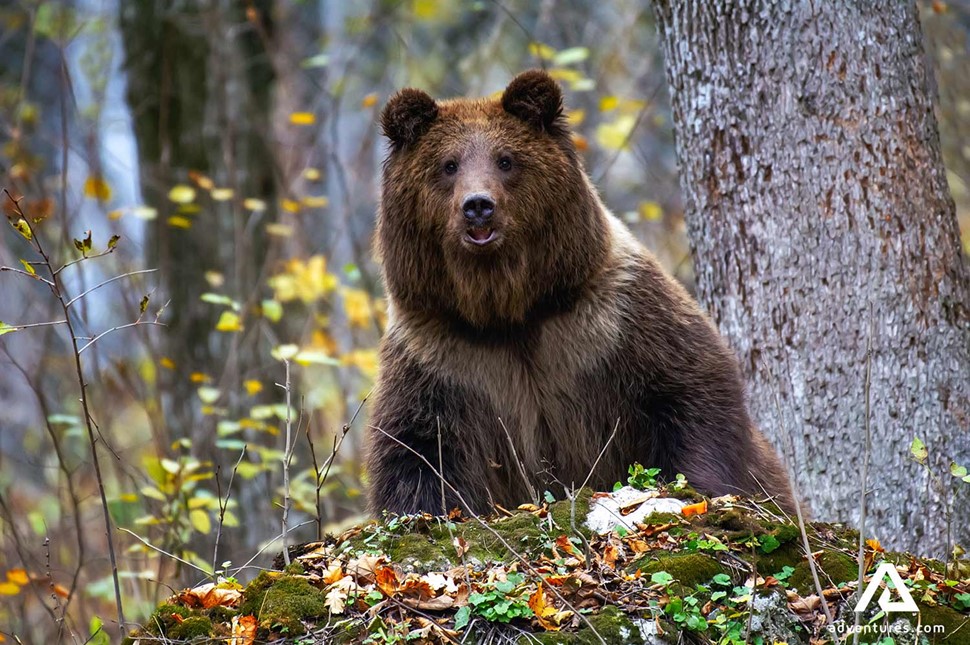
[[0, 322, 18, 336], [19, 259, 35, 275], [455, 605, 472, 629], [200, 293, 240, 310], [139, 295, 149, 314], [88, 615, 111, 645], [107, 234, 120, 249], [651, 571, 674, 585], [712, 573, 732, 586], [910, 437, 928, 464], [950, 462, 968, 478], [758, 534, 781, 553]]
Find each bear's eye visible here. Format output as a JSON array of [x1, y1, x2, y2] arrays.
[[443, 160, 459, 176], [497, 156, 513, 172]]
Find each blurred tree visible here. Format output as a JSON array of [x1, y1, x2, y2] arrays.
[[654, 0, 970, 556]]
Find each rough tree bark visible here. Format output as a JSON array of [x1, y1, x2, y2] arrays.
[[654, 0, 970, 556]]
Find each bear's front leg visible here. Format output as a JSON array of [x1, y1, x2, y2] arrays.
[[366, 348, 495, 516]]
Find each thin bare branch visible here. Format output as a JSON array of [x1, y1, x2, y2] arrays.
[[77, 320, 165, 354], [64, 269, 157, 308]]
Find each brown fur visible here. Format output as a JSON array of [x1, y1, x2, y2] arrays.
[[368, 70, 795, 516]]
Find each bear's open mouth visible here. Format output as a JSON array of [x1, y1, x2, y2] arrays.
[[465, 226, 498, 246]]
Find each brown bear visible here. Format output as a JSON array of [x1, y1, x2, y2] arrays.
[[367, 69, 795, 517]]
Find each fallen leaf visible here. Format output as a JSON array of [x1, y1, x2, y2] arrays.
[[681, 500, 708, 517], [374, 564, 400, 597], [229, 614, 256, 645]]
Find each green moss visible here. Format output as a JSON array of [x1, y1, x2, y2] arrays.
[[145, 603, 191, 636], [913, 602, 968, 643], [634, 553, 726, 594], [283, 560, 305, 575], [789, 551, 856, 594], [527, 606, 646, 644], [168, 615, 213, 641], [239, 573, 326, 636], [384, 532, 447, 564], [548, 488, 593, 536], [754, 541, 803, 574], [640, 512, 682, 526]]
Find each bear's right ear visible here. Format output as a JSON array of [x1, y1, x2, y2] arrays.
[[381, 88, 439, 151], [501, 69, 567, 136]]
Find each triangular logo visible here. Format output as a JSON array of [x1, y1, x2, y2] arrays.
[[854, 562, 919, 614]]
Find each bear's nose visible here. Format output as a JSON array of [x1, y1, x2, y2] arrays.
[[462, 194, 495, 221]]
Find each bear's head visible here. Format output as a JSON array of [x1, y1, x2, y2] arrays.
[[377, 70, 608, 330]]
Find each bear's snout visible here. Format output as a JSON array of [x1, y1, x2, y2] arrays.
[[461, 193, 499, 246], [462, 193, 495, 223]]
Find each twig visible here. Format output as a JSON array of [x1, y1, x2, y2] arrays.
[[212, 446, 247, 576], [0, 319, 66, 330], [311, 390, 371, 539], [119, 528, 211, 577], [64, 269, 157, 308], [77, 320, 165, 354], [277, 359, 293, 566], [580, 419, 621, 493], [372, 425, 607, 645], [438, 418, 448, 515], [498, 417, 538, 505], [4, 191, 127, 632], [853, 303, 874, 642], [0, 266, 55, 286]]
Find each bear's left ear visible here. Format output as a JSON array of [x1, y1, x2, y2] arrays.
[[382, 88, 439, 151], [501, 69, 567, 136]]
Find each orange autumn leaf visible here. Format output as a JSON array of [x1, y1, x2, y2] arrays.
[[602, 543, 619, 570], [554, 535, 578, 556], [681, 500, 708, 517], [866, 538, 884, 552], [528, 582, 572, 631], [375, 564, 400, 597], [230, 614, 257, 645], [6, 569, 29, 586], [177, 582, 241, 609], [51, 583, 70, 598]]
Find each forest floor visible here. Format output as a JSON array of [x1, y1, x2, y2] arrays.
[[125, 473, 970, 644]]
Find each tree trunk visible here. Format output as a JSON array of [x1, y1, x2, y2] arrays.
[[654, 0, 970, 556]]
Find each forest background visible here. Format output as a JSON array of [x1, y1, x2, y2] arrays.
[[1, 1, 968, 640]]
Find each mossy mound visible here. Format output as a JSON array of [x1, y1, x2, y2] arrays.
[[127, 490, 969, 644]]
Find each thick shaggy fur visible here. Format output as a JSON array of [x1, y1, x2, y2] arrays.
[[368, 70, 795, 516]]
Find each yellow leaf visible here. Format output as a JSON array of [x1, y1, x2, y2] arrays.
[[19, 259, 35, 275], [159, 356, 176, 369], [301, 195, 329, 208], [528, 42, 556, 61], [243, 380, 263, 396], [599, 96, 619, 112], [280, 198, 301, 213], [361, 93, 378, 108], [167, 215, 192, 229], [266, 223, 293, 237], [11, 218, 32, 240], [243, 198, 267, 212], [189, 509, 211, 534], [0, 582, 20, 595], [595, 115, 637, 151], [168, 184, 196, 204], [302, 167, 321, 181], [412, 0, 440, 19], [548, 68, 582, 85], [189, 171, 214, 190], [341, 349, 378, 378], [108, 209, 123, 220], [566, 109, 585, 126], [83, 176, 112, 201], [132, 206, 158, 220], [210, 188, 234, 201], [215, 311, 242, 332], [342, 288, 373, 328], [189, 372, 211, 384], [638, 201, 663, 221], [6, 569, 29, 585], [289, 112, 316, 126]]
